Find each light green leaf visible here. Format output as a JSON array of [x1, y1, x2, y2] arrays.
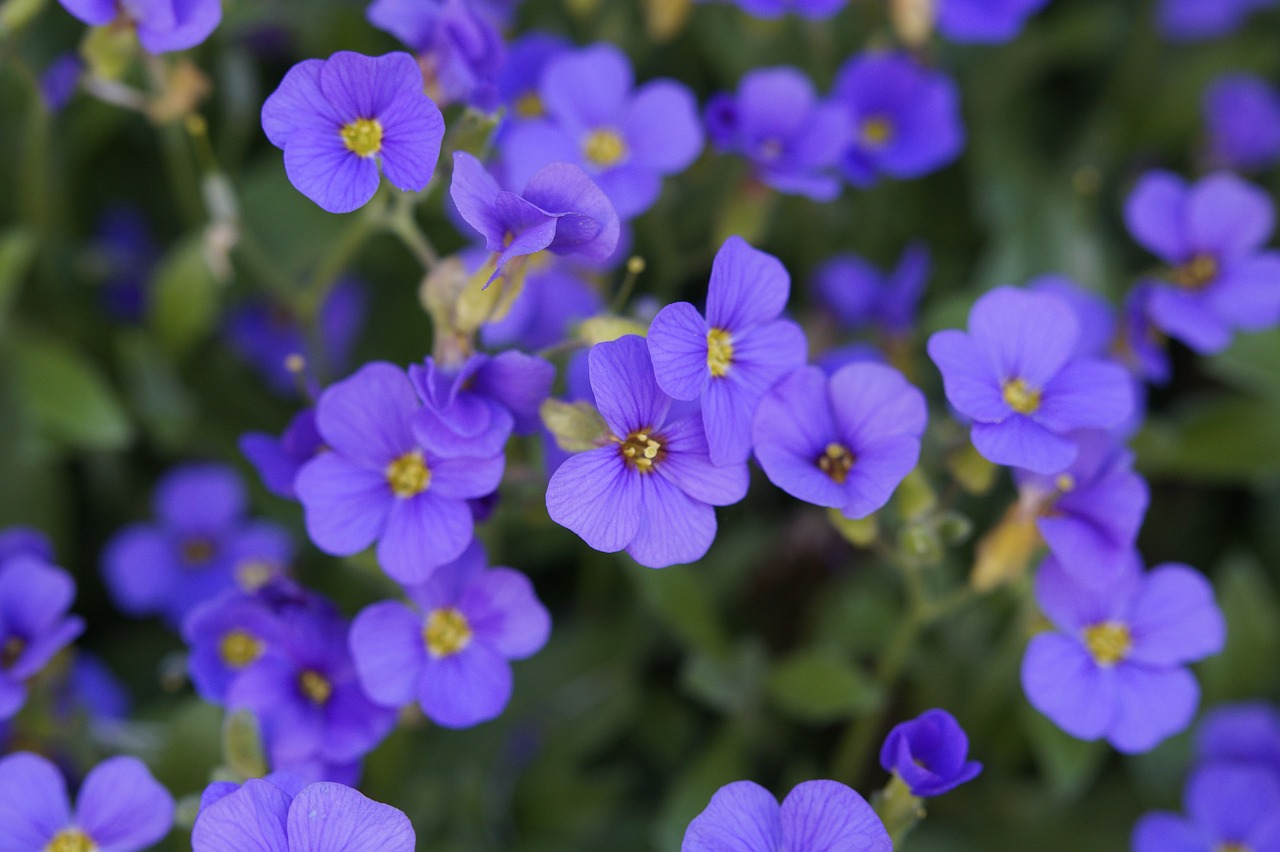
[[766, 649, 883, 724], [149, 236, 221, 357], [7, 333, 133, 451]]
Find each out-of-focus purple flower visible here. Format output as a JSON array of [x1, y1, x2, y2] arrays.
[[648, 236, 808, 465], [705, 67, 848, 201], [1021, 555, 1225, 753], [833, 51, 965, 188], [1205, 74, 1280, 172], [935, 0, 1051, 42], [261, 51, 445, 214], [183, 591, 284, 704], [496, 32, 571, 128], [1133, 765, 1280, 852], [0, 751, 173, 851], [0, 554, 85, 721], [726, 0, 846, 17], [1158, 0, 1276, 41], [56, 0, 222, 53], [880, 708, 983, 797], [754, 363, 926, 518], [683, 779, 891, 851], [241, 407, 325, 501], [815, 341, 887, 374], [1027, 275, 1115, 360], [501, 43, 703, 218], [815, 242, 930, 337], [192, 778, 414, 851], [451, 151, 621, 285], [546, 336, 748, 568], [480, 262, 604, 352], [101, 463, 294, 625], [61, 652, 132, 731], [927, 287, 1134, 474], [1115, 283, 1172, 385], [40, 54, 82, 112], [91, 205, 158, 322], [295, 362, 504, 585], [1125, 170, 1280, 354], [350, 542, 550, 728], [1196, 702, 1280, 775], [0, 526, 53, 564]]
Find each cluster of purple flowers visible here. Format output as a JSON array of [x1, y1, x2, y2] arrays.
[[723, 0, 1052, 43], [56, 0, 222, 53]]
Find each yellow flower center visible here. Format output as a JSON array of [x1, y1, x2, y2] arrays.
[[1172, 253, 1219, 291], [1, 635, 25, 669], [1215, 843, 1252, 852], [340, 118, 384, 158], [1001, 378, 1042, 415], [818, 442, 856, 484], [584, 128, 627, 167], [219, 629, 264, 669], [861, 116, 894, 147], [298, 669, 333, 705], [706, 328, 734, 377], [758, 138, 784, 161], [45, 829, 96, 852], [235, 560, 276, 592], [515, 92, 544, 119], [1055, 473, 1076, 493], [1083, 621, 1132, 667], [386, 451, 431, 498], [424, 608, 473, 658], [618, 431, 664, 473]]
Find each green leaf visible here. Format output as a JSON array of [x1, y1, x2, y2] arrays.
[[0, 230, 36, 323], [7, 333, 133, 451], [149, 236, 221, 357], [1204, 328, 1280, 401], [766, 649, 883, 724], [679, 641, 768, 715], [629, 564, 730, 656], [1132, 396, 1280, 484], [1199, 553, 1280, 703], [1021, 704, 1109, 799]]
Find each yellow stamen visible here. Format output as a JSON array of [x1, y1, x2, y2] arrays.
[[515, 92, 544, 119], [182, 537, 217, 566], [706, 328, 734, 377], [1001, 378, 1042, 415], [584, 128, 627, 167], [818, 442, 856, 484], [298, 669, 333, 705], [1055, 473, 1076, 493], [618, 431, 664, 473], [235, 560, 276, 592], [45, 829, 96, 852], [1215, 843, 1252, 852], [1083, 621, 1132, 667], [219, 629, 264, 669], [1172, 253, 1219, 291], [424, 608, 473, 658], [340, 118, 384, 158], [386, 451, 431, 498], [861, 116, 894, 147]]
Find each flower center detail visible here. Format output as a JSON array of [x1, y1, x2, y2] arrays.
[[298, 669, 333, 705], [424, 608, 473, 658], [235, 559, 278, 592], [818, 442, 856, 484], [1172, 253, 1219, 291], [706, 328, 734, 377], [340, 118, 383, 158], [219, 629, 264, 669], [1001, 378, 1042, 415], [45, 829, 97, 852], [182, 537, 217, 567], [515, 92, 544, 119], [618, 431, 664, 473], [861, 116, 894, 147], [1, 635, 25, 670], [584, 128, 627, 167], [1215, 843, 1252, 852], [1083, 621, 1132, 667], [386, 451, 431, 498]]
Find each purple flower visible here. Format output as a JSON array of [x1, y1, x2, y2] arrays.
[[753, 363, 926, 518], [935, 0, 1051, 43], [814, 242, 930, 337], [648, 236, 808, 465], [350, 542, 550, 728], [1125, 171, 1280, 354], [546, 336, 749, 568], [833, 51, 965, 188], [192, 778, 413, 851], [927, 286, 1134, 474], [0, 526, 53, 564], [183, 591, 284, 704], [1021, 555, 1225, 753], [56, 0, 221, 53], [0, 555, 85, 720], [1133, 765, 1280, 852], [60, 653, 132, 733], [261, 51, 445, 214], [1196, 703, 1280, 774], [1158, 0, 1276, 40], [1205, 74, 1280, 172], [705, 67, 848, 200], [0, 752, 173, 851], [880, 708, 983, 797], [92, 205, 158, 322], [683, 779, 891, 851], [727, 0, 846, 17], [451, 151, 621, 284], [1027, 275, 1116, 360], [480, 262, 604, 352], [496, 33, 572, 127], [1116, 283, 1172, 385], [102, 463, 294, 625], [295, 362, 504, 585], [500, 43, 704, 218], [241, 407, 325, 500], [39, 54, 82, 112]]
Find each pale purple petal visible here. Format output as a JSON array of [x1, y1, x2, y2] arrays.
[[837, 435, 922, 519], [1131, 813, 1204, 852], [1126, 564, 1226, 666], [419, 642, 513, 727], [1186, 764, 1280, 845], [625, 474, 717, 568], [1021, 633, 1114, 741], [622, 80, 703, 173], [461, 568, 550, 659], [1210, 254, 1280, 330], [648, 302, 711, 401], [1185, 171, 1275, 258], [376, 493, 473, 584], [1124, 171, 1189, 263], [287, 783, 414, 851], [968, 287, 1079, 387], [706, 236, 791, 332], [682, 780, 781, 852], [779, 780, 891, 852], [283, 131, 381, 215], [296, 455, 389, 556], [0, 752, 71, 850], [379, 96, 445, 193], [428, 454, 506, 499], [261, 60, 337, 149], [1147, 287, 1233, 354], [829, 362, 927, 447], [349, 601, 426, 707], [191, 779, 289, 852], [75, 756, 174, 852], [1107, 664, 1198, 753], [154, 464, 245, 534], [589, 335, 672, 435], [971, 417, 1077, 474], [1035, 359, 1134, 432], [546, 448, 643, 553], [451, 151, 505, 246], [315, 362, 418, 466], [657, 416, 750, 506], [926, 330, 1007, 422], [101, 526, 178, 616], [540, 44, 633, 128]]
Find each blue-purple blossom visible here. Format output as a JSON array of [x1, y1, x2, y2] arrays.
[[0, 752, 173, 851], [1021, 555, 1225, 753], [753, 363, 927, 518], [880, 708, 983, 797], [56, 0, 222, 53], [92, 205, 158, 322], [1158, 0, 1276, 41], [0, 526, 53, 564], [1133, 764, 1280, 852], [648, 236, 808, 465], [814, 242, 930, 337], [1124, 170, 1280, 354], [1205, 74, 1280, 171], [705, 67, 848, 201], [262, 51, 445, 214], [1116, 283, 1172, 385], [480, 262, 604, 352], [683, 779, 891, 851], [726, 0, 846, 17], [183, 591, 284, 704], [546, 335, 748, 568], [1027, 275, 1116, 361], [1196, 703, 1280, 774], [39, 54, 82, 112], [935, 0, 1051, 43], [833, 51, 965, 188], [0, 552, 85, 720], [496, 32, 571, 130], [927, 286, 1135, 474], [241, 407, 324, 500], [350, 542, 550, 728], [192, 778, 413, 851]]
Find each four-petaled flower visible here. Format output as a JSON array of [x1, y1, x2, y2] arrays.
[[683, 779, 891, 851]]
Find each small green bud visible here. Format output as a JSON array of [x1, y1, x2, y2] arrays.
[[827, 508, 878, 547], [541, 399, 609, 453]]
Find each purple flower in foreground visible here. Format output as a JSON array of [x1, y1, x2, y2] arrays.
[[0, 752, 173, 852], [1027, 275, 1116, 361], [648, 236, 808, 465], [1021, 555, 1225, 753], [935, 0, 1051, 43], [880, 708, 983, 797], [451, 151, 621, 285], [754, 363, 927, 519], [241, 407, 324, 500], [1133, 765, 1280, 852], [1124, 170, 1280, 353], [56, 0, 221, 53], [1205, 74, 1280, 172], [0, 554, 85, 720], [683, 779, 891, 851], [192, 778, 413, 851], [367, 0, 505, 109], [814, 242, 930, 337], [1196, 703, 1280, 774], [728, 0, 846, 17], [705, 67, 848, 200], [296, 362, 504, 584], [927, 286, 1134, 474], [546, 336, 749, 568], [350, 542, 550, 728], [0, 526, 53, 565], [262, 51, 445, 213]]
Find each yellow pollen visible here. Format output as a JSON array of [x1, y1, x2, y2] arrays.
[[584, 128, 627, 167], [1172, 253, 1219, 290], [1002, 378, 1042, 415], [1, 635, 25, 669], [235, 559, 276, 592], [219, 629, 264, 669], [1055, 473, 1076, 493], [818, 442, 856, 484], [298, 669, 333, 705], [45, 829, 96, 852], [1215, 844, 1252, 852], [424, 608, 473, 658], [706, 328, 734, 377], [386, 451, 431, 498], [1083, 621, 1132, 666], [182, 537, 217, 566], [618, 431, 664, 473], [861, 116, 894, 147], [340, 118, 384, 158], [515, 91, 544, 118]]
